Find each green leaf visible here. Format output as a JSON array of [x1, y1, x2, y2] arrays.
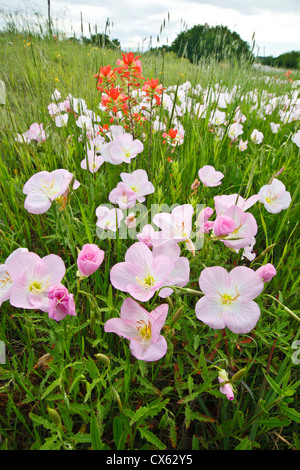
[[90, 413, 104, 450], [113, 416, 124, 449], [139, 427, 166, 450], [279, 404, 300, 423], [199, 347, 211, 384], [39, 435, 62, 450], [257, 416, 291, 429], [235, 437, 260, 450], [263, 372, 283, 396], [40, 378, 61, 400]]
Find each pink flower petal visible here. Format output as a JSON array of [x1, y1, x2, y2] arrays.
[[130, 336, 167, 362], [195, 296, 226, 329], [223, 300, 261, 334], [199, 266, 229, 296]]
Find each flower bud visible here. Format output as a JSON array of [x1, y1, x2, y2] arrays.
[[47, 407, 61, 426], [231, 367, 247, 383], [95, 353, 111, 367], [77, 244, 104, 278], [172, 306, 184, 325], [213, 216, 236, 237], [256, 263, 277, 282], [48, 284, 76, 322], [218, 369, 234, 401]]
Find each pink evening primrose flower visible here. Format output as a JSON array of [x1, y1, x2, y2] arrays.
[[195, 266, 264, 334], [270, 122, 280, 134], [27, 123, 47, 143], [234, 237, 256, 262], [95, 206, 123, 232], [77, 244, 105, 278], [214, 193, 259, 216], [5, 251, 66, 312], [152, 204, 194, 243], [151, 240, 190, 298], [80, 150, 104, 173], [54, 114, 68, 128], [51, 89, 61, 101], [48, 102, 61, 117], [0, 248, 28, 307], [108, 182, 138, 209], [120, 169, 155, 203], [196, 207, 214, 234], [219, 205, 258, 250], [251, 129, 264, 144], [291, 130, 300, 147], [110, 242, 176, 302], [256, 263, 277, 282], [137, 224, 160, 248], [218, 369, 234, 401], [198, 165, 224, 187], [48, 284, 76, 321], [228, 122, 244, 141], [16, 123, 47, 144], [104, 297, 168, 362], [238, 139, 248, 152], [125, 213, 137, 229], [258, 178, 291, 214], [108, 133, 144, 164], [23, 169, 78, 214]]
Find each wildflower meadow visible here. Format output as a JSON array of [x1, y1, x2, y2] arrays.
[[0, 26, 299, 452]]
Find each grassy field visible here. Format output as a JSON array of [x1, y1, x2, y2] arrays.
[[0, 28, 299, 451]]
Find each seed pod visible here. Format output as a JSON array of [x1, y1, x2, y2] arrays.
[[95, 353, 110, 367], [47, 407, 61, 427], [231, 367, 247, 383], [172, 306, 184, 325]]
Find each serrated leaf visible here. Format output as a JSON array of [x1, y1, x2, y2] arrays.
[[139, 428, 166, 450], [130, 406, 149, 426], [29, 412, 56, 431], [235, 436, 260, 450], [40, 378, 61, 400], [39, 435, 62, 450], [257, 416, 291, 428], [72, 433, 92, 443], [264, 372, 283, 396], [279, 404, 300, 423]]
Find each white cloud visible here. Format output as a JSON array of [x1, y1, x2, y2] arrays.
[[2, 0, 300, 56]]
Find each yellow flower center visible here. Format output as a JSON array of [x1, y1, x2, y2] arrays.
[[265, 194, 278, 204], [176, 221, 188, 237], [29, 281, 43, 293], [0, 271, 13, 288], [41, 178, 56, 197], [136, 274, 156, 288], [136, 320, 152, 341], [218, 288, 240, 305]]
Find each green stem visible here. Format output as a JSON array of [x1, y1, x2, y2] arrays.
[[264, 294, 300, 323]]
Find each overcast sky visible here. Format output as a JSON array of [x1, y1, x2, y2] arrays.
[[1, 0, 300, 56]]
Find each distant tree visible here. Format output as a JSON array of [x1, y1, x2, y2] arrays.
[[170, 24, 253, 63], [257, 56, 275, 67], [274, 51, 300, 69]]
